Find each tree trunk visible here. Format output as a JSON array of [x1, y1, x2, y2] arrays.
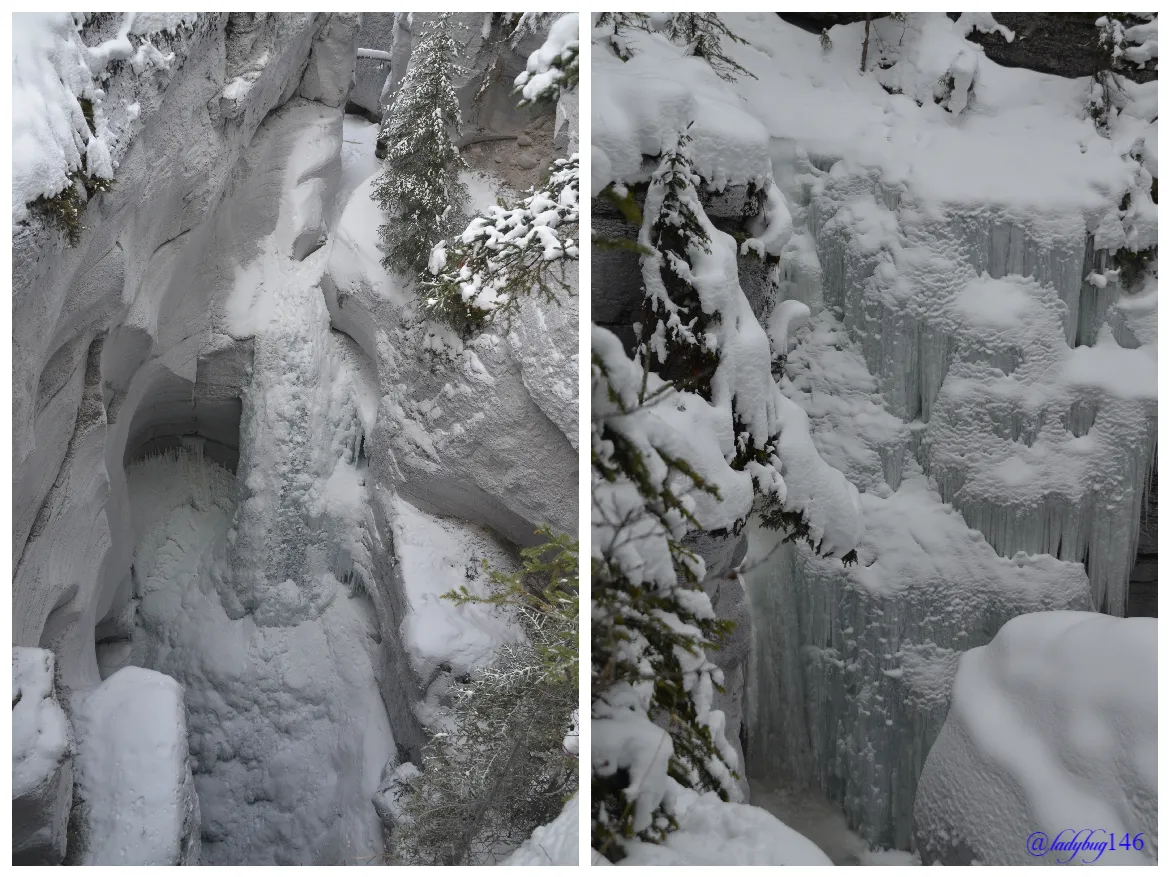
[[861, 13, 871, 73]]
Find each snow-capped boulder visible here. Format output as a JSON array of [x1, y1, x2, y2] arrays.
[[67, 667, 201, 865], [913, 611, 1157, 866], [13, 647, 74, 865]]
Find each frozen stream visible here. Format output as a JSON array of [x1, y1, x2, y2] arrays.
[[116, 450, 392, 865], [98, 111, 395, 865]]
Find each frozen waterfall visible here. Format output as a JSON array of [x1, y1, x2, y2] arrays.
[[745, 152, 1155, 849]]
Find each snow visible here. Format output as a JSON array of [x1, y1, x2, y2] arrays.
[[515, 13, 579, 104], [502, 794, 580, 866], [616, 780, 833, 866], [594, 11, 1156, 856], [592, 27, 772, 194], [12, 647, 71, 800], [12, 13, 96, 221], [124, 449, 394, 865], [730, 13, 1147, 214], [914, 611, 1157, 865], [388, 495, 520, 680], [69, 666, 199, 865]]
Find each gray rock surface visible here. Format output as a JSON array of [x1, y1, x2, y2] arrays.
[[349, 13, 397, 117]]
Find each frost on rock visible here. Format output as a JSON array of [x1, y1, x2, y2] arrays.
[[913, 612, 1157, 865], [68, 667, 201, 865], [13, 647, 74, 865]]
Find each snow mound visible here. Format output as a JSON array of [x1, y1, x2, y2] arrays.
[[914, 611, 1157, 865], [13, 647, 73, 864], [617, 780, 833, 866], [12, 647, 71, 800], [503, 794, 579, 865], [388, 495, 521, 680], [69, 666, 200, 865], [592, 25, 772, 193]]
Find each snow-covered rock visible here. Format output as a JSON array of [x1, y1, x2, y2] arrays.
[[614, 781, 834, 866], [913, 611, 1157, 866], [504, 794, 580, 866], [298, 13, 360, 109], [12, 647, 74, 865], [67, 667, 201, 865], [323, 152, 578, 549]]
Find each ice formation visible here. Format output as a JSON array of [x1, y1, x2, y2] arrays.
[[593, 10, 1156, 858], [13, 12, 578, 866], [732, 12, 1158, 850], [913, 612, 1157, 865]]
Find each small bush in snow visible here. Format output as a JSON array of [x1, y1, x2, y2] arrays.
[[372, 13, 469, 277]]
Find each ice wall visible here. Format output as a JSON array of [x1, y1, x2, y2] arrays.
[[746, 153, 1154, 847]]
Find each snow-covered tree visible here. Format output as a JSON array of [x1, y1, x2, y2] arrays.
[[639, 132, 721, 397], [514, 12, 579, 106], [595, 12, 650, 61], [391, 529, 578, 865], [593, 126, 863, 861], [637, 132, 858, 558], [422, 154, 578, 333], [666, 13, 755, 81], [1089, 15, 1129, 133], [423, 15, 580, 335], [372, 13, 468, 277], [591, 329, 739, 861]]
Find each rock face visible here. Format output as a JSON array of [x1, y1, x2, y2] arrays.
[[325, 72, 579, 549], [777, 13, 1158, 84], [12, 648, 73, 865], [12, 12, 384, 864], [379, 13, 549, 143], [913, 612, 1157, 865], [13, 11, 577, 864], [348, 13, 396, 117]]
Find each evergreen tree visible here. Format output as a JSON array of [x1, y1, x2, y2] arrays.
[[596, 12, 650, 61], [422, 154, 579, 334], [390, 529, 578, 866], [591, 330, 738, 862], [372, 13, 469, 277], [639, 131, 721, 398], [666, 13, 755, 81]]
